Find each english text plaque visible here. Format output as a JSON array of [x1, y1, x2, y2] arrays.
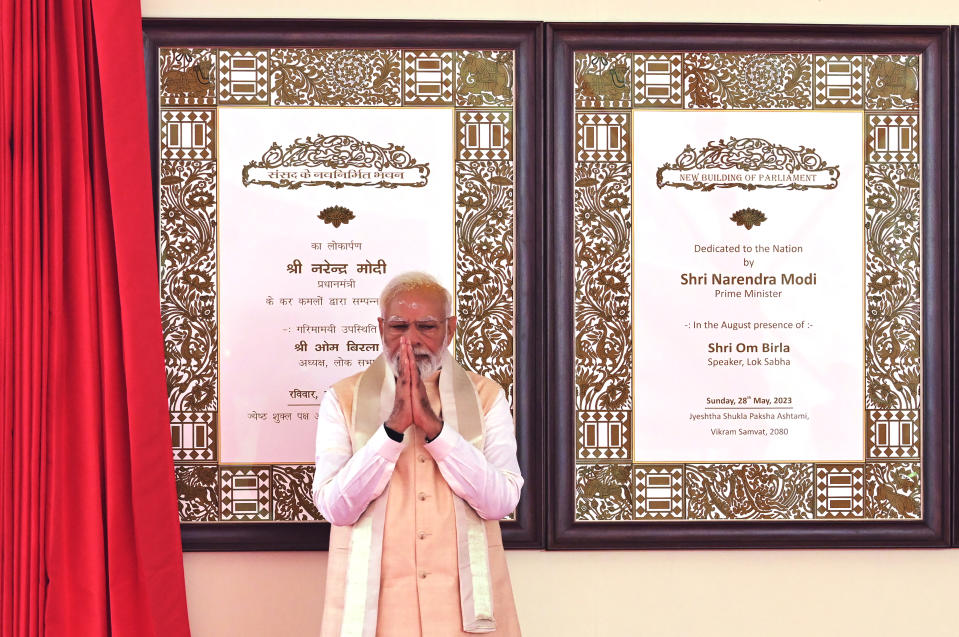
[[548, 24, 951, 548]]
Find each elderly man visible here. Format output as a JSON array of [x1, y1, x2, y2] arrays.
[[312, 271, 523, 637]]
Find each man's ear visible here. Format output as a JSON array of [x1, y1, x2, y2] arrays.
[[446, 316, 457, 346], [377, 316, 384, 337]]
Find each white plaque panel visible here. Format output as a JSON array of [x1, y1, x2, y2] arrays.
[[632, 110, 865, 463], [218, 107, 455, 463]]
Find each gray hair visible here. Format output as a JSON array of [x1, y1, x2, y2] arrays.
[[379, 271, 452, 317]]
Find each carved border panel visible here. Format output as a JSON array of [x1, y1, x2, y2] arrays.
[[158, 46, 516, 524], [572, 50, 923, 523]]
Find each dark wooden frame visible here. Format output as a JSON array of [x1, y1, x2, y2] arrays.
[[143, 19, 545, 551], [952, 25, 959, 549], [547, 23, 953, 549]]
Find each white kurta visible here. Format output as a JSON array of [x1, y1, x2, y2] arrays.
[[312, 369, 524, 636], [312, 384, 524, 526]]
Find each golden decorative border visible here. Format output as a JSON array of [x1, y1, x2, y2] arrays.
[[572, 52, 922, 522], [159, 48, 516, 522]]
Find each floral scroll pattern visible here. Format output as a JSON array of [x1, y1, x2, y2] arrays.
[[454, 161, 515, 402], [176, 465, 219, 521], [686, 464, 815, 520], [865, 164, 921, 412], [273, 465, 322, 521], [241, 133, 429, 190], [684, 53, 813, 109], [656, 137, 839, 192], [573, 162, 632, 417], [270, 49, 402, 106], [160, 160, 218, 414]]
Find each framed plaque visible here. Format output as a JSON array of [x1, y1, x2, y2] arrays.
[[547, 24, 952, 548], [144, 19, 544, 550]]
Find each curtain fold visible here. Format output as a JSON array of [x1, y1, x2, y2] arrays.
[[2, 0, 192, 635], [2, 0, 46, 635]]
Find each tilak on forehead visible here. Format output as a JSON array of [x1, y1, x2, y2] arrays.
[[384, 294, 446, 315], [379, 271, 452, 317], [385, 313, 443, 321]]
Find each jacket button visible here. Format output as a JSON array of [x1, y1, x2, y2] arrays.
[[419, 571, 429, 579], [417, 492, 427, 501], [418, 455, 426, 463], [418, 531, 427, 539]]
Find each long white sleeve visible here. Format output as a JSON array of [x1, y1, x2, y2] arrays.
[[424, 388, 524, 520], [311, 388, 406, 526]]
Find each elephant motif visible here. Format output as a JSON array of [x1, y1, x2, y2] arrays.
[[868, 58, 919, 102], [578, 64, 630, 103], [163, 58, 214, 98], [458, 53, 511, 101]]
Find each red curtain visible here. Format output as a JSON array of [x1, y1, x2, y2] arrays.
[[1, 0, 191, 635]]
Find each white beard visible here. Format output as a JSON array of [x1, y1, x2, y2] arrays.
[[412, 350, 442, 378], [383, 341, 442, 378]]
